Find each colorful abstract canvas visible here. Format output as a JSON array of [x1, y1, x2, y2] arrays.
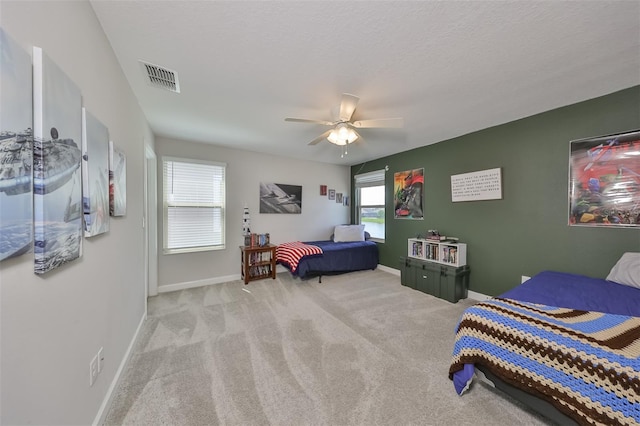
[[32, 47, 83, 274], [0, 29, 33, 262], [82, 108, 110, 236], [109, 141, 126, 216], [394, 168, 424, 219], [569, 130, 640, 227]]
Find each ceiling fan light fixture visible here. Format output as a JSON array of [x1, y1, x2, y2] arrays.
[[285, 93, 402, 150], [327, 123, 357, 145]]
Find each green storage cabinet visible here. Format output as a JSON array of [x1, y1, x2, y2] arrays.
[[399, 256, 417, 289], [417, 261, 440, 296], [400, 256, 470, 303], [439, 265, 470, 303]]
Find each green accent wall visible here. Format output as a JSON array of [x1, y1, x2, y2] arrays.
[[351, 86, 640, 296]]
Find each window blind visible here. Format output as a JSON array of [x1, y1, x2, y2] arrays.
[[163, 157, 226, 253], [355, 169, 385, 188]]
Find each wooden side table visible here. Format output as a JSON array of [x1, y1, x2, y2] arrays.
[[240, 244, 277, 284]]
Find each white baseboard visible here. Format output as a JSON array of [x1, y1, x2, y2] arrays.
[[377, 264, 400, 276], [275, 264, 289, 273], [467, 290, 491, 301], [158, 274, 240, 293], [93, 311, 146, 426], [159, 265, 397, 293]]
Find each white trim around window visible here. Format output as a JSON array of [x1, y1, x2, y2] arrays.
[[355, 169, 386, 243], [162, 156, 226, 254]]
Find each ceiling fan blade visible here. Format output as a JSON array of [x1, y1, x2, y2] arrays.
[[285, 118, 333, 126], [352, 130, 363, 144], [339, 93, 360, 122], [308, 129, 333, 145], [352, 118, 404, 128]]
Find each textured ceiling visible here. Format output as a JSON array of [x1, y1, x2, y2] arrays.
[[90, 1, 640, 166]]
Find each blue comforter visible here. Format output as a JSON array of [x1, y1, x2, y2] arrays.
[[280, 240, 378, 279], [501, 271, 640, 317]]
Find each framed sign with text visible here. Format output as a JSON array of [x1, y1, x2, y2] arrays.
[[451, 168, 502, 202]]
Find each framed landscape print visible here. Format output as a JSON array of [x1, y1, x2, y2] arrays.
[[259, 182, 302, 214], [33, 47, 83, 274], [569, 130, 640, 227], [0, 29, 33, 262], [394, 168, 424, 219], [82, 108, 110, 236]]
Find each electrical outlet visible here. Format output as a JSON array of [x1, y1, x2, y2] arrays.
[[89, 354, 98, 386], [97, 347, 104, 374]]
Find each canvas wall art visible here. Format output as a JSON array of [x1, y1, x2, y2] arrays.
[[0, 29, 33, 262], [394, 168, 424, 219], [32, 46, 83, 274], [109, 141, 126, 216], [259, 182, 302, 214], [82, 108, 110, 236], [569, 130, 640, 227]]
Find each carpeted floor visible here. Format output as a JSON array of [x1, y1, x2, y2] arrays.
[[104, 269, 551, 425]]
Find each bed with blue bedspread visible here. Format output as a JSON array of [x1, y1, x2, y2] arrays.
[[449, 270, 640, 425], [277, 240, 378, 281]]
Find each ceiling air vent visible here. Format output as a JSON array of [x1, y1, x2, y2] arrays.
[[139, 60, 180, 93]]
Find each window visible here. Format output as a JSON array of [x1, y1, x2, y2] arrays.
[[162, 157, 226, 254], [355, 169, 385, 242]]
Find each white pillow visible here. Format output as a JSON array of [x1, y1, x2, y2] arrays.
[[333, 224, 365, 242], [606, 252, 640, 289]]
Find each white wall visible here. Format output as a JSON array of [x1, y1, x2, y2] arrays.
[[0, 2, 152, 424], [155, 137, 351, 289]]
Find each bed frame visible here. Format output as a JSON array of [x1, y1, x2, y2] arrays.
[[475, 366, 577, 425]]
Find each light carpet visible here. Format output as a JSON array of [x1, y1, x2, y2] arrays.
[[104, 270, 551, 425]]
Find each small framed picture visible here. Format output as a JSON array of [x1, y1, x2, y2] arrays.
[[320, 185, 327, 196], [343, 196, 349, 206], [328, 189, 335, 200], [336, 193, 343, 203]]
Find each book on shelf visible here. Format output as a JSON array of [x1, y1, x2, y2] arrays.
[[246, 233, 271, 247], [442, 247, 458, 264]]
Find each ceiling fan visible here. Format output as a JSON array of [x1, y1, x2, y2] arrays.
[[285, 93, 404, 150]]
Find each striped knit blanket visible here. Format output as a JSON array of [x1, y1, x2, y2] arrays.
[[449, 298, 640, 425], [276, 242, 323, 273]]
